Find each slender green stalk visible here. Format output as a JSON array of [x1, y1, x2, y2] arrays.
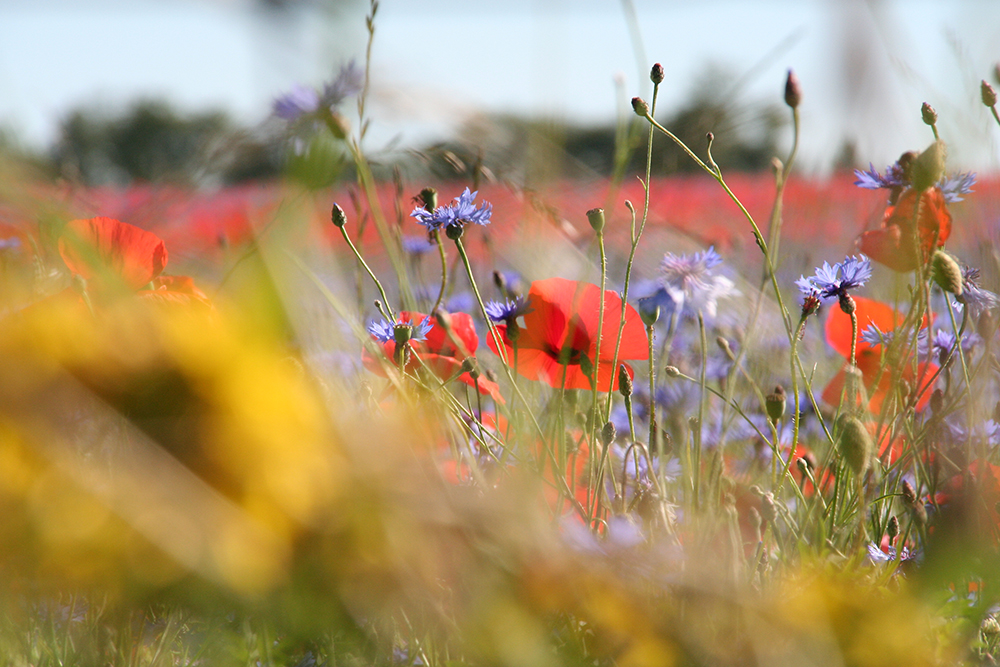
[[431, 230, 448, 314], [338, 224, 395, 322]]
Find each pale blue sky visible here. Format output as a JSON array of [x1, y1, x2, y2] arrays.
[[1, 0, 998, 174]]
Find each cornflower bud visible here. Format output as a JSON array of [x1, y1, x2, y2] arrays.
[[801, 294, 821, 319], [838, 293, 856, 315], [601, 421, 616, 447], [618, 364, 633, 397], [784, 69, 801, 109], [765, 385, 787, 423], [445, 222, 464, 240], [921, 102, 938, 126], [663, 365, 680, 378], [650, 63, 665, 84], [983, 80, 998, 108], [836, 414, 873, 478], [911, 140, 947, 192], [930, 388, 945, 415], [931, 250, 964, 296], [586, 207, 606, 234], [716, 336, 736, 362], [887, 515, 900, 540], [419, 187, 438, 211], [901, 480, 917, 505], [759, 493, 777, 524], [331, 203, 348, 228], [631, 96, 650, 117]]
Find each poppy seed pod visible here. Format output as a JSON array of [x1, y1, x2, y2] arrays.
[[631, 96, 650, 117], [765, 385, 787, 423], [911, 140, 947, 192], [586, 207, 605, 234], [650, 63, 664, 84], [618, 364, 633, 397], [836, 414, 873, 478], [419, 187, 438, 211], [983, 80, 998, 108], [931, 250, 964, 296]]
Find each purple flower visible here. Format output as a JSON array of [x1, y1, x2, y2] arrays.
[[401, 235, 435, 255], [273, 84, 320, 121], [367, 316, 432, 343], [410, 188, 493, 233], [484, 297, 531, 323], [957, 266, 1000, 320], [658, 246, 737, 318], [854, 162, 906, 190], [861, 323, 891, 347], [796, 255, 871, 301], [939, 172, 976, 203], [319, 61, 364, 111]]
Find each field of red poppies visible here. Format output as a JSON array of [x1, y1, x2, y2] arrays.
[[2, 58, 1000, 667]]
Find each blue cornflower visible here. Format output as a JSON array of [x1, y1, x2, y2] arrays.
[[484, 297, 531, 323], [939, 172, 976, 203], [318, 61, 364, 111], [957, 266, 1000, 320], [860, 323, 891, 347], [796, 254, 872, 302], [658, 246, 737, 318], [273, 84, 320, 121], [410, 188, 493, 233], [273, 60, 364, 152], [367, 316, 432, 343], [854, 162, 906, 190]]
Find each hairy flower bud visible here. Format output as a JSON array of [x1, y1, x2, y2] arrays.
[[838, 293, 856, 315], [601, 421, 616, 447], [445, 222, 464, 241], [586, 207, 606, 234], [716, 336, 736, 362], [663, 365, 680, 378], [618, 364, 633, 397], [930, 388, 945, 415], [902, 480, 917, 505], [631, 96, 650, 117], [931, 250, 964, 296], [650, 63, 664, 84], [836, 414, 873, 478], [765, 385, 787, 423], [911, 140, 947, 192], [784, 69, 801, 109], [887, 515, 900, 540], [983, 80, 998, 107], [331, 203, 348, 228], [921, 102, 938, 126]]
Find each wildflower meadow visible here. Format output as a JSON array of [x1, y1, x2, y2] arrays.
[[4, 5, 1000, 666]]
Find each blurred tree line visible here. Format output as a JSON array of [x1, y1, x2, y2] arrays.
[[40, 69, 786, 187]]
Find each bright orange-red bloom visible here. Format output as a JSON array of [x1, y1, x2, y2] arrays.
[[363, 311, 504, 403], [487, 278, 648, 392], [858, 187, 952, 273], [56, 216, 211, 308], [822, 296, 937, 414]]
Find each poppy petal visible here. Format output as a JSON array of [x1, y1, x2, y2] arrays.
[[59, 217, 168, 290]]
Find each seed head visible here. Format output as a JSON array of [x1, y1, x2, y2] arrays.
[[419, 187, 438, 211], [836, 414, 873, 478], [586, 207, 605, 234], [765, 385, 787, 423]]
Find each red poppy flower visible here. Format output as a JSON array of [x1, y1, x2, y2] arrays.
[[822, 296, 937, 414], [57, 216, 211, 309], [363, 311, 504, 403], [858, 187, 952, 273], [487, 278, 648, 391]]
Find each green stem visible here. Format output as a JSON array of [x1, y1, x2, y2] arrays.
[[339, 224, 395, 322]]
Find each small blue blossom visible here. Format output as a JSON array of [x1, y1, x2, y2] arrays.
[[367, 316, 432, 343], [854, 162, 906, 190], [273, 84, 320, 121], [957, 266, 1000, 320], [411, 188, 493, 233], [401, 235, 436, 255], [796, 254, 871, 301], [658, 246, 737, 318], [866, 543, 916, 564], [318, 61, 364, 111], [861, 323, 891, 347], [939, 172, 976, 203], [273, 61, 364, 153], [484, 297, 532, 323], [945, 418, 1000, 450]]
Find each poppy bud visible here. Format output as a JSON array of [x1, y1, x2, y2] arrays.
[[887, 514, 899, 540], [759, 493, 777, 524], [618, 364, 633, 397], [419, 187, 438, 211], [601, 421, 616, 447], [921, 102, 938, 126], [579, 354, 595, 382], [983, 80, 998, 108], [445, 222, 464, 240], [784, 69, 801, 109], [586, 207, 606, 234], [838, 293, 856, 315], [902, 480, 917, 505], [638, 297, 660, 326], [631, 96, 650, 117], [836, 414, 873, 478], [911, 140, 947, 192], [331, 203, 348, 228], [765, 385, 787, 423], [650, 63, 665, 84], [931, 250, 964, 296]]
